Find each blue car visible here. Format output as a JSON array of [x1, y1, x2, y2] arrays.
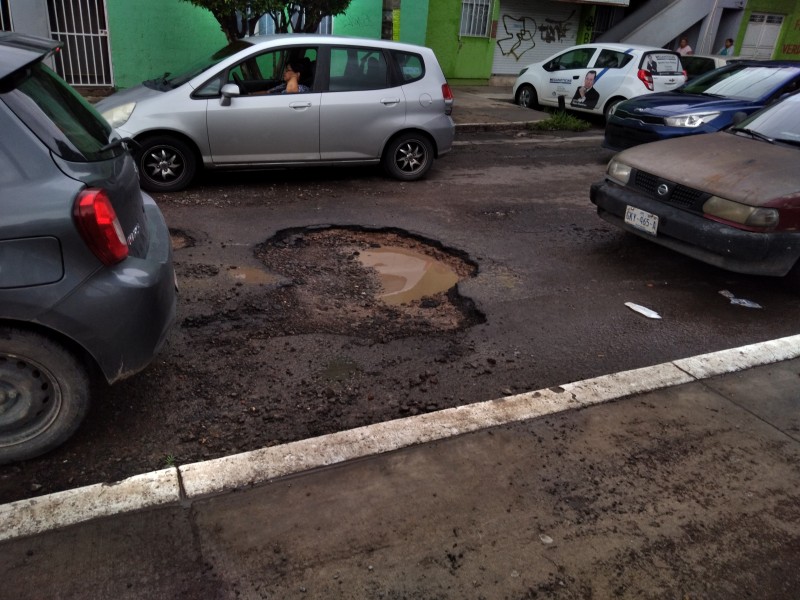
[[603, 60, 800, 151]]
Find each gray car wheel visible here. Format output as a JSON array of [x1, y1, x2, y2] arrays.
[[0, 329, 90, 465], [382, 133, 434, 181], [137, 135, 197, 193], [515, 84, 538, 109]]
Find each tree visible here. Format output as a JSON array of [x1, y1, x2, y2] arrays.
[[182, 0, 352, 42]]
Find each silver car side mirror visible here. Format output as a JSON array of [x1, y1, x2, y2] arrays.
[[220, 83, 240, 107]]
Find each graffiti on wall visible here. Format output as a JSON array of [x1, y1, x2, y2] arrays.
[[496, 11, 576, 60]]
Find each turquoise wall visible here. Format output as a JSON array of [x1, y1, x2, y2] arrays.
[[333, 0, 381, 38], [400, 0, 429, 45], [108, 0, 225, 89], [741, 0, 800, 59]]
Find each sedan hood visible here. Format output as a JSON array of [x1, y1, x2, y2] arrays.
[[616, 132, 800, 206], [95, 83, 164, 111], [620, 92, 757, 116]]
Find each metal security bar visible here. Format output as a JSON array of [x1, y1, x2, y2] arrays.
[[460, 0, 491, 37], [47, 0, 112, 86], [1, 0, 12, 31]]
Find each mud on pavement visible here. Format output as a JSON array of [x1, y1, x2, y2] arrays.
[[0, 226, 487, 503]]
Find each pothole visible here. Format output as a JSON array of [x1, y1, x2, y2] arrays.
[[169, 228, 194, 250], [226, 265, 282, 285], [356, 246, 461, 306], [256, 226, 484, 339]]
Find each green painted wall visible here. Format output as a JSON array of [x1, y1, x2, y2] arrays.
[[400, 0, 429, 45], [333, 0, 382, 38], [425, 0, 498, 84], [107, 0, 225, 89], [738, 0, 800, 59]]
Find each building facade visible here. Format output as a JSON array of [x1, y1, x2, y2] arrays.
[[2, 0, 800, 89]]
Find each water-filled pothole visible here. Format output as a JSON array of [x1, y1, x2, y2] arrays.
[[356, 246, 460, 306], [256, 226, 484, 338], [227, 266, 281, 285]]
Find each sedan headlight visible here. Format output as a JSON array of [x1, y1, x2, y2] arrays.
[[664, 112, 721, 128], [607, 159, 632, 185], [703, 196, 779, 229], [517, 67, 529, 77], [101, 102, 136, 128]]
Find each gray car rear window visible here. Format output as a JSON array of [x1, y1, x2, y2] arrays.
[[1, 62, 118, 162]]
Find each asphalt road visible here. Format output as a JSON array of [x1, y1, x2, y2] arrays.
[[1, 130, 799, 503]]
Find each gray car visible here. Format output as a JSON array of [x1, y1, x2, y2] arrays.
[[96, 34, 455, 192], [0, 33, 177, 464]]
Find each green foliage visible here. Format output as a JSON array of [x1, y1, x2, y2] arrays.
[[182, 0, 352, 41], [527, 110, 592, 132]]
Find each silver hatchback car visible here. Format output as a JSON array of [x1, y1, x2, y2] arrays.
[[97, 34, 455, 192]]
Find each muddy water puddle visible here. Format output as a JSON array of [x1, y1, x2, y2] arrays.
[[357, 246, 460, 305], [227, 266, 281, 285]]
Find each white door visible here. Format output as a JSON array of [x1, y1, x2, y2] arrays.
[[739, 13, 784, 59]]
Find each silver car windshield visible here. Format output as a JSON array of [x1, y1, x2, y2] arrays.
[[144, 40, 252, 90]]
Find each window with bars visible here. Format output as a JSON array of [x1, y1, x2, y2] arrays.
[[1, 0, 12, 31], [460, 0, 491, 37]]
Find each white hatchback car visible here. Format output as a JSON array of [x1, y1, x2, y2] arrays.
[[513, 43, 686, 120]]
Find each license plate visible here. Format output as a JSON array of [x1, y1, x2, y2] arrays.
[[624, 205, 659, 235]]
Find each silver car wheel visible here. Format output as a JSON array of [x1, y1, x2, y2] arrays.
[[137, 135, 197, 192], [383, 133, 433, 181]]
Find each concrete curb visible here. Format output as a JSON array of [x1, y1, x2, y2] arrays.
[[2, 333, 799, 542]]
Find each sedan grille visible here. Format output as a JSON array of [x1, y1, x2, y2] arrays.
[[613, 107, 665, 125], [632, 170, 709, 211]]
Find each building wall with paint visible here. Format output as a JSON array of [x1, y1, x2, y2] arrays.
[[424, 0, 500, 85], [738, 0, 800, 59], [107, 0, 225, 89]]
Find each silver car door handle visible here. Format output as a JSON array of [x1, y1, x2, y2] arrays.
[[381, 98, 401, 106], [289, 102, 312, 109]]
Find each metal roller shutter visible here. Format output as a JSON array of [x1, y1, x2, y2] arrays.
[[492, 0, 581, 76]]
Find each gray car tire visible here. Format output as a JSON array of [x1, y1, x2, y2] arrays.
[[382, 133, 434, 181], [137, 135, 197, 193], [516, 84, 539, 109], [0, 328, 90, 465]]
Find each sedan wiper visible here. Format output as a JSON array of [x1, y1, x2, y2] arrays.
[[731, 127, 774, 143], [100, 137, 141, 152]]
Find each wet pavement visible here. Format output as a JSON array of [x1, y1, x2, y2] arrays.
[[1, 85, 799, 599]]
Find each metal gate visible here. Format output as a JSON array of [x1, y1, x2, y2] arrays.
[[47, 0, 112, 86]]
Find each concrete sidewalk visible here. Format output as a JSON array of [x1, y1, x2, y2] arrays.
[[1, 86, 799, 599], [1, 336, 799, 598], [450, 85, 549, 131]]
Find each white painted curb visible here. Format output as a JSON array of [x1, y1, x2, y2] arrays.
[[2, 334, 798, 542]]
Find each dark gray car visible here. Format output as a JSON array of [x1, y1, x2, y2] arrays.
[[0, 33, 177, 464]]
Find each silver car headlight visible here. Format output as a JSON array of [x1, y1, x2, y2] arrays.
[[607, 159, 632, 185], [664, 112, 721, 128], [101, 102, 136, 128], [703, 196, 779, 229], [518, 67, 529, 77]]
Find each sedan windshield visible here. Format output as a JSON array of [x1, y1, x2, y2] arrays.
[[732, 93, 800, 145], [144, 40, 252, 90], [682, 65, 800, 100]]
